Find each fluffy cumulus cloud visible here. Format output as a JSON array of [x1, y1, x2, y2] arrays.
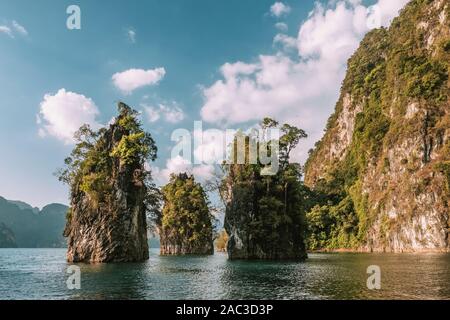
[[151, 156, 214, 185], [143, 102, 185, 123], [270, 2, 291, 17], [37, 89, 101, 144], [112, 68, 166, 94], [0, 20, 28, 38], [200, 0, 408, 163], [371, 0, 413, 27], [273, 33, 297, 50]]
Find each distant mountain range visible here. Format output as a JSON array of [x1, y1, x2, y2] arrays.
[[0, 196, 161, 249], [0, 196, 68, 248]]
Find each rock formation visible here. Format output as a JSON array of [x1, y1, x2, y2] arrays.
[[223, 122, 309, 260], [304, 0, 449, 252], [61, 102, 158, 262], [159, 173, 214, 255]]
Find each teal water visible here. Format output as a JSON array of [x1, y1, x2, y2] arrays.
[[0, 248, 449, 300]]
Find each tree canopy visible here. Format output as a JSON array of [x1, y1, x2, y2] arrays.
[[221, 118, 311, 259], [160, 173, 214, 255], [56, 102, 160, 227]]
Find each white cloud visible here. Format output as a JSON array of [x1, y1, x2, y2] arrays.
[[145, 105, 161, 122], [270, 2, 291, 17], [370, 0, 410, 27], [112, 68, 166, 94], [0, 20, 28, 38], [200, 0, 408, 163], [12, 21, 27, 36], [275, 22, 288, 32], [143, 102, 185, 124], [273, 33, 297, 50], [221, 61, 259, 80], [37, 89, 101, 144], [0, 25, 13, 38], [298, 2, 364, 62], [151, 156, 214, 185], [191, 163, 215, 181], [164, 106, 185, 123], [127, 28, 136, 43]]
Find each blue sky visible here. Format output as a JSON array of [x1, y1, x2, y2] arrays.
[[0, 0, 408, 207]]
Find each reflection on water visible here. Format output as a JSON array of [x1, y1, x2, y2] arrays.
[[0, 248, 449, 299]]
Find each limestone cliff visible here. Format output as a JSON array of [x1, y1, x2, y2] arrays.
[[304, 0, 449, 252], [62, 103, 158, 262]]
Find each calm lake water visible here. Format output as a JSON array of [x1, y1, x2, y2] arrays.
[[0, 248, 449, 300]]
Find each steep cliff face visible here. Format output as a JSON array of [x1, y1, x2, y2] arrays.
[[159, 173, 214, 255], [62, 103, 157, 262], [305, 0, 449, 252]]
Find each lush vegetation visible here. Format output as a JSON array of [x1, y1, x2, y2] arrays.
[[160, 173, 214, 255], [57, 102, 160, 226], [55, 0, 448, 254], [221, 118, 314, 259], [304, 0, 449, 250]]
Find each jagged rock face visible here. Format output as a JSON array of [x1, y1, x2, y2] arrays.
[[64, 173, 149, 262], [224, 177, 259, 259], [0, 223, 17, 248], [64, 105, 150, 262], [305, 0, 449, 252]]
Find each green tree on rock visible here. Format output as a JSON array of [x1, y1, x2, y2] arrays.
[[57, 102, 160, 263], [222, 118, 312, 260], [160, 173, 214, 255]]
